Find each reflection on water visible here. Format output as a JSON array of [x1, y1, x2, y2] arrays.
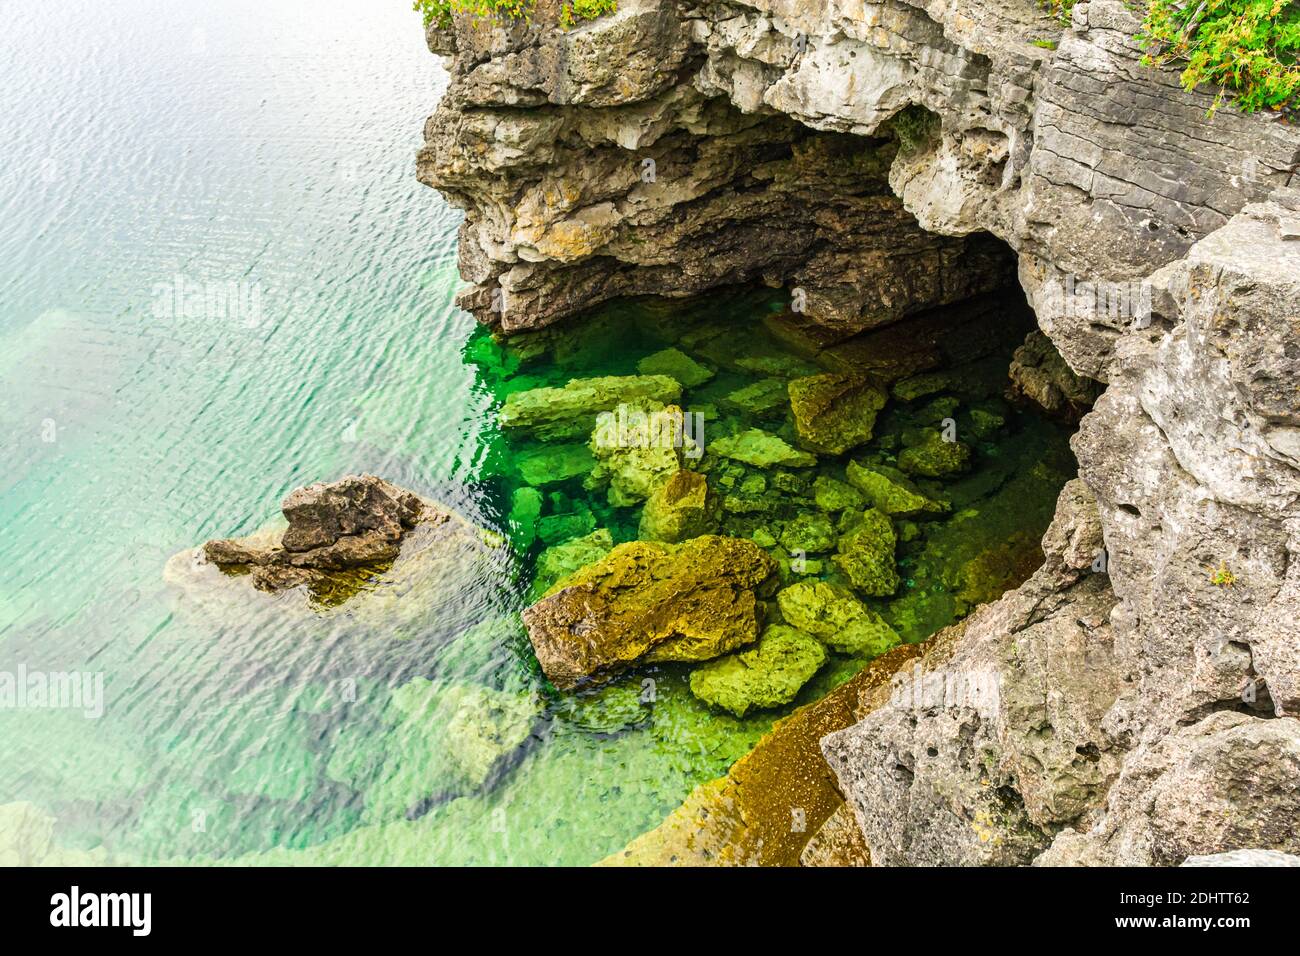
[[0, 2, 1078, 866]]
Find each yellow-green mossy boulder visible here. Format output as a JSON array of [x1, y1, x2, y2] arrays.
[[498, 375, 682, 441], [587, 403, 694, 506], [776, 580, 901, 656], [833, 509, 899, 596], [636, 347, 714, 388], [522, 535, 778, 690], [897, 434, 972, 478], [845, 460, 949, 517], [711, 427, 817, 468], [689, 625, 827, 717], [788, 373, 888, 455], [638, 469, 716, 543]]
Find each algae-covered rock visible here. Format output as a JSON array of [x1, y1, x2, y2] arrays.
[[554, 680, 652, 734], [898, 435, 973, 478], [588, 403, 691, 505], [522, 536, 778, 689], [968, 404, 1007, 439], [537, 507, 596, 545], [721, 377, 789, 417], [711, 428, 817, 469], [638, 469, 717, 543], [529, 528, 615, 601], [833, 509, 899, 596], [499, 375, 682, 441], [779, 512, 837, 554], [508, 486, 543, 549], [637, 348, 714, 388], [788, 373, 888, 455], [846, 461, 949, 517], [812, 475, 865, 513], [689, 625, 827, 717], [327, 678, 538, 821], [777, 580, 901, 656], [516, 443, 595, 487]]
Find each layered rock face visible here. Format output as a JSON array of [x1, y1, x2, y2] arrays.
[[420, 0, 1300, 864]]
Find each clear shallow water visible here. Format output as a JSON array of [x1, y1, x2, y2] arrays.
[[0, 2, 1077, 866]]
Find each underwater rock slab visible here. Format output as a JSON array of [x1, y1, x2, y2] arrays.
[[897, 435, 972, 478], [846, 461, 948, 517], [811, 475, 865, 514], [498, 374, 682, 441], [777, 581, 900, 657], [522, 536, 777, 690], [833, 509, 899, 597], [689, 625, 827, 717], [638, 469, 717, 543], [529, 528, 615, 601], [720, 377, 789, 418], [587, 403, 690, 506], [788, 373, 887, 456], [636, 347, 714, 388], [711, 428, 817, 469], [517, 443, 596, 487]]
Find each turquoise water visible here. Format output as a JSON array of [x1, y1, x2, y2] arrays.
[[0, 2, 1076, 866]]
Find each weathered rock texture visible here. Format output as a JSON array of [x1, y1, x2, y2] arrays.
[[421, 0, 1300, 865]]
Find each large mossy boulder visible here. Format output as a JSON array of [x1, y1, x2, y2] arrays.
[[498, 375, 682, 441], [711, 428, 817, 469], [777, 581, 901, 656], [832, 509, 899, 596], [845, 461, 949, 517], [522, 536, 778, 690], [788, 373, 888, 456], [689, 625, 827, 717], [639, 469, 717, 543], [897, 434, 973, 478]]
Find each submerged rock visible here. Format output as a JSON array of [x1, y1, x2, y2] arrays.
[[689, 625, 827, 717], [897, 435, 972, 478], [498, 375, 682, 441], [788, 373, 888, 455], [779, 512, 837, 554], [516, 443, 595, 487], [529, 528, 615, 601], [587, 403, 692, 505], [636, 347, 714, 388], [522, 536, 777, 690], [812, 475, 865, 514], [777, 580, 901, 656], [711, 428, 817, 469], [721, 377, 789, 417], [845, 461, 948, 517], [833, 509, 899, 596], [638, 469, 716, 543]]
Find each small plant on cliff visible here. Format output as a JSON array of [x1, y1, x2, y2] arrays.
[[1139, 0, 1300, 116], [414, 0, 615, 30], [1209, 561, 1238, 587]]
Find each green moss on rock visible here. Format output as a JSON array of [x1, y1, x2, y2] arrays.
[[788, 373, 888, 455], [845, 461, 949, 517], [777, 580, 901, 656], [636, 348, 714, 388], [711, 428, 817, 469], [898, 435, 973, 478], [689, 625, 827, 717], [833, 508, 899, 596]]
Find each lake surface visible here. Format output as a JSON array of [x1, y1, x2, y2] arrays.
[[0, 0, 1076, 866]]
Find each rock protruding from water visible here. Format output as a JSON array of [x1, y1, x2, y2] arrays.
[[522, 535, 777, 690], [689, 624, 827, 717], [202, 475, 426, 595]]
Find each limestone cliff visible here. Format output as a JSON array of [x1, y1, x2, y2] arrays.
[[419, 0, 1300, 865]]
